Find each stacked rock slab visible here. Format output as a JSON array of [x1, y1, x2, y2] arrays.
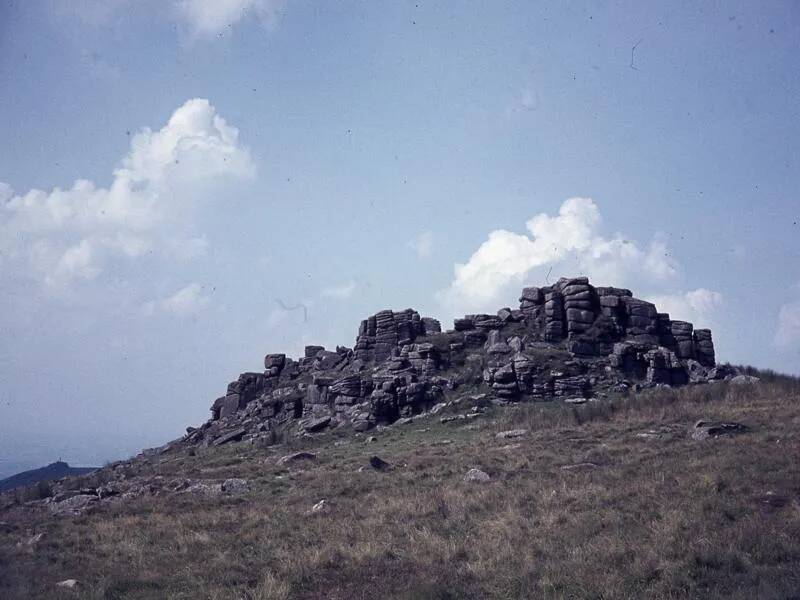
[[188, 277, 720, 448], [355, 309, 437, 363]]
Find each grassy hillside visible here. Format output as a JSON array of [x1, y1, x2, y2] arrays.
[[1, 371, 799, 599]]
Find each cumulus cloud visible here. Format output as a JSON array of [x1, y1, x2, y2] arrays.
[[176, 0, 286, 35], [647, 288, 724, 328], [143, 283, 211, 317], [407, 231, 434, 259], [0, 98, 254, 290], [321, 281, 356, 300], [437, 197, 680, 314]]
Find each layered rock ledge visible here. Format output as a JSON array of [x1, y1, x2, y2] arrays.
[[184, 277, 728, 448]]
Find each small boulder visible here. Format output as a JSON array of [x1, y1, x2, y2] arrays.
[[302, 416, 331, 433], [56, 579, 80, 589], [212, 428, 247, 446], [495, 429, 527, 440], [311, 499, 328, 513], [691, 420, 749, 441], [276, 451, 317, 466], [369, 456, 391, 471], [464, 468, 491, 483], [564, 397, 588, 404], [221, 478, 249, 494]]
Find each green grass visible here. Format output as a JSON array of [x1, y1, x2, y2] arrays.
[[1, 373, 799, 599]]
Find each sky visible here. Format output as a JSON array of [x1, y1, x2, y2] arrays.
[[1, 1, 799, 478]]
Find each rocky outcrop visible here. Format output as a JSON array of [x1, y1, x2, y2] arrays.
[[181, 277, 724, 447]]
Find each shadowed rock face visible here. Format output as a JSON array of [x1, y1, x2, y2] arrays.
[[181, 277, 721, 449]]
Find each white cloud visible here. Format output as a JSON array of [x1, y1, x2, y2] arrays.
[[437, 197, 679, 314], [176, 0, 286, 35], [59, 0, 287, 37], [507, 86, 540, 115], [0, 98, 253, 290], [143, 283, 210, 317], [321, 281, 356, 300], [407, 231, 434, 259], [775, 300, 800, 348], [647, 288, 724, 328]]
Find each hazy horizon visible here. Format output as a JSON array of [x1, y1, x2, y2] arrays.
[[1, 1, 799, 478]]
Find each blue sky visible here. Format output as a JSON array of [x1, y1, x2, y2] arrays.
[[1, 1, 799, 477]]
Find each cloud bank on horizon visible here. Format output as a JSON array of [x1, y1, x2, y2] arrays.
[[436, 197, 723, 329]]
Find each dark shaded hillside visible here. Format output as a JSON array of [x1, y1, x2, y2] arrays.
[[0, 461, 96, 493]]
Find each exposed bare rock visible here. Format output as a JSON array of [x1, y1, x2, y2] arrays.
[[49, 494, 97, 517], [277, 452, 317, 466], [221, 478, 249, 494], [176, 277, 726, 448], [369, 456, 391, 471], [495, 429, 527, 439], [464, 468, 491, 483], [691, 420, 749, 441]]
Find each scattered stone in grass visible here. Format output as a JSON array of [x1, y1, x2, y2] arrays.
[[277, 451, 317, 466], [464, 468, 491, 483], [634, 425, 682, 440], [56, 579, 79, 589], [441, 415, 466, 423], [49, 494, 97, 517], [365, 436, 378, 443], [183, 481, 223, 495], [495, 429, 527, 440], [395, 417, 414, 426], [691, 420, 749, 441], [560, 462, 600, 471], [431, 439, 452, 446], [311, 499, 327, 513], [369, 456, 391, 471], [221, 478, 249, 494], [564, 397, 588, 404]]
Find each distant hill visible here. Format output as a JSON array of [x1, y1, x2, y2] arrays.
[[0, 461, 97, 492]]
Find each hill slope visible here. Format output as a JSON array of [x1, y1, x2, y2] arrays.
[[1, 372, 798, 599], [0, 461, 96, 493]]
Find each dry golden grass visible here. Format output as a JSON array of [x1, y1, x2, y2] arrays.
[[1, 373, 799, 599]]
